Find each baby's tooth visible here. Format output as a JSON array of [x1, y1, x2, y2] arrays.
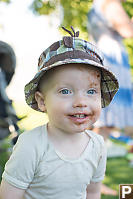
[[73, 114, 85, 118]]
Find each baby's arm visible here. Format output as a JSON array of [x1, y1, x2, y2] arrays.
[[86, 134, 107, 199], [86, 181, 102, 199], [0, 180, 25, 199], [0, 130, 41, 199]]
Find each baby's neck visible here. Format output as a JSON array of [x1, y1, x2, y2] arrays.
[[47, 123, 91, 159], [47, 123, 84, 143]]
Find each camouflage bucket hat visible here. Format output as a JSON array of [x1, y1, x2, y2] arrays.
[[25, 27, 119, 111]]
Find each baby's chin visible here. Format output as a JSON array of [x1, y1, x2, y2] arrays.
[[71, 122, 94, 133]]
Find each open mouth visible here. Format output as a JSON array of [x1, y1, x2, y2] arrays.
[[72, 114, 87, 118], [69, 114, 88, 119], [68, 113, 89, 124]]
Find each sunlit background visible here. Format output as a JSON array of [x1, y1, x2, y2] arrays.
[[0, 0, 61, 102], [0, 0, 62, 129]]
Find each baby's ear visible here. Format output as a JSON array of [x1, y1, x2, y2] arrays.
[[35, 91, 47, 112]]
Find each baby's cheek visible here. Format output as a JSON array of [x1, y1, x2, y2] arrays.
[[93, 106, 101, 121]]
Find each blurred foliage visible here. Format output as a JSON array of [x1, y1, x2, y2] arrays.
[[123, 0, 133, 76], [0, 0, 10, 3], [123, 0, 133, 18], [30, 0, 133, 35], [31, 0, 133, 75], [0, 0, 132, 72], [0, 138, 11, 181], [31, 0, 92, 38], [124, 38, 133, 76], [0, 0, 132, 74]]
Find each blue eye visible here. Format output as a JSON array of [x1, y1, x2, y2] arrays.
[[87, 89, 96, 95], [60, 89, 72, 95]]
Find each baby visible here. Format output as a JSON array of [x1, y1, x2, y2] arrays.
[[0, 27, 119, 199]]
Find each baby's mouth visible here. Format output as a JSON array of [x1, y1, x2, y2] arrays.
[[72, 114, 87, 118], [68, 113, 89, 120], [68, 114, 89, 124]]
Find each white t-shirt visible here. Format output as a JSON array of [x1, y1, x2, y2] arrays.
[[2, 124, 107, 199]]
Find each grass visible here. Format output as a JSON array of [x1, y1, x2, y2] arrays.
[[0, 139, 12, 181], [102, 157, 133, 199], [0, 101, 133, 198]]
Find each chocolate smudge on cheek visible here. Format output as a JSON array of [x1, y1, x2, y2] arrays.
[[89, 83, 99, 88], [97, 74, 100, 79]]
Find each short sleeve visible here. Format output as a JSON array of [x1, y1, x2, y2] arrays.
[[91, 138, 107, 182], [2, 131, 40, 189]]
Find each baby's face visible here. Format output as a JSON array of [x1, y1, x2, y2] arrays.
[[37, 64, 101, 134]]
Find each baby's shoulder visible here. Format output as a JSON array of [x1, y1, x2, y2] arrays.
[[85, 129, 105, 147], [85, 130, 106, 158], [20, 125, 46, 141], [16, 124, 47, 154]]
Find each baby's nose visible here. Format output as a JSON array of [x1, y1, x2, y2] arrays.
[[72, 95, 88, 108]]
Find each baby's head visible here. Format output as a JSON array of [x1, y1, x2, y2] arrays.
[[24, 27, 119, 129], [35, 63, 102, 130]]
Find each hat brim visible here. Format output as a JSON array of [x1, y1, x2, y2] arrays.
[[24, 58, 119, 111]]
